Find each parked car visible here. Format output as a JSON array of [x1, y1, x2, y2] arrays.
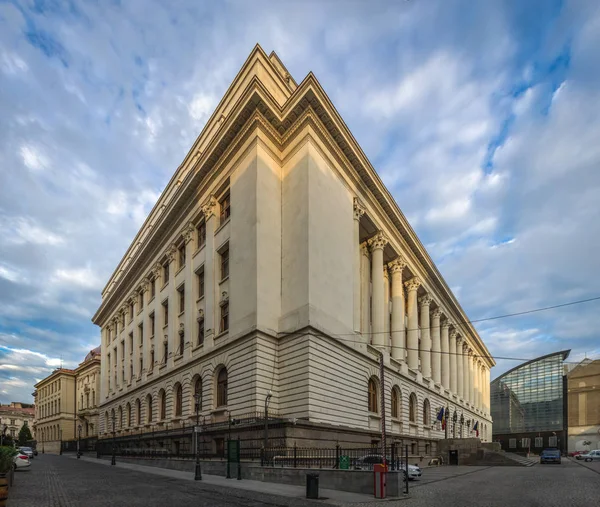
[[13, 452, 31, 471], [19, 447, 34, 459], [540, 449, 561, 464], [568, 450, 586, 458], [581, 450, 600, 462]]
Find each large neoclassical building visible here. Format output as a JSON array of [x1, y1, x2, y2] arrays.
[[92, 46, 493, 455]]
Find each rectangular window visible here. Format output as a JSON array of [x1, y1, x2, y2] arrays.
[[178, 285, 185, 314], [220, 247, 229, 280], [150, 277, 156, 298], [129, 302, 134, 321], [163, 341, 168, 363], [163, 299, 169, 326], [548, 436, 557, 447], [509, 438, 516, 449], [219, 192, 230, 222], [179, 332, 184, 356], [150, 313, 155, 337], [129, 332, 133, 352], [121, 341, 125, 359], [130, 362, 133, 380], [197, 318, 205, 346], [521, 437, 530, 448], [535, 437, 543, 448], [139, 356, 143, 375], [163, 262, 170, 284], [138, 323, 144, 347], [197, 268, 205, 298], [220, 302, 229, 333], [197, 221, 206, 249], [178, 243, 186, 268], [150, 349, 155, 369]]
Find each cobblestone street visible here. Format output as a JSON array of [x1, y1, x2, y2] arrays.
[[7, 455, 600, 507]]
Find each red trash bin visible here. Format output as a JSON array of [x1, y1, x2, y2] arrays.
[[374, 463, 387, 498]]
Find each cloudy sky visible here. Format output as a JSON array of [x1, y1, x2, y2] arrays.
[[1, 0, 599, 404]]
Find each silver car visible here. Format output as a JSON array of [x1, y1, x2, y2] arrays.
[[582, 450, 600, 462], [19, 447, 34, 459]]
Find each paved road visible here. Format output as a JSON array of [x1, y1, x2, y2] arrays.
[[406, 458, 600, 507], [7, 455, 600, 507], [7, 455, 322, 507]]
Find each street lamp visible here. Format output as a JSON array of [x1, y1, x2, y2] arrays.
[[111, 412, 116, 466], [77, 424, 82, 459], [263, 390, 272, 457], [193, 393, 202, 481]]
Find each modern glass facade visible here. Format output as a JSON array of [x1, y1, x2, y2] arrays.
[[491, 350, 570, 453]]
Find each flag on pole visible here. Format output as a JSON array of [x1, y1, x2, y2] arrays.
[[441, 407, 447, 430], [473, 421, 479, 437], [436, 407, 444, 424]]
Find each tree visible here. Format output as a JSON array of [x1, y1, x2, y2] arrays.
[[18, 423, 32, 446], [583, 440, 592, 450]]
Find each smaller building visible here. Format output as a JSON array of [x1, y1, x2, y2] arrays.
[[0, 402, 35, 441], [75, 347, 101, 438], [568, 359, 600, 451], [34, 369, 77, 454], [491, 350, 570, 454]]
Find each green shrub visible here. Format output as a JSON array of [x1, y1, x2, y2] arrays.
[[0, 446, 17, 474]]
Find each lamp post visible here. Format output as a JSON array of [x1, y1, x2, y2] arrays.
[[77, 424, 82, 459], [193, 393, 202, 481], [263, 390, 272, 462], [111, 412, 116, 466]]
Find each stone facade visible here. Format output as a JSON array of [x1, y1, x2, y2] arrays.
[[0, 402, 35, 441], [92, 45, 494, 455], [75, 347, 102, 438], [34, 369, 77, 453], [568, 359, 600, 451]]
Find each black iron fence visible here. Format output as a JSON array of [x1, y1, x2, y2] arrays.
[[263, 444, 411, 470], [61, 437, 97, 453]]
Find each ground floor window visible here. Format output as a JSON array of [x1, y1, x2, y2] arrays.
[[535, 437, 543, 448], [509, 438, 516, 449]]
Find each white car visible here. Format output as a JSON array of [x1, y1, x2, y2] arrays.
[[13, 452, 31, 470], [399, 463, 422, 480], [19, 447, 34, 459], [581, 450, 600, 462], [353, 455, 422, 480]]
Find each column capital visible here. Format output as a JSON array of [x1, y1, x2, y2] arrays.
[[360, 242, 369, 257], [353, 197, 366, 220], [166, 243, 178, 263], [383, 265, 389, 279], [441, 319, 450, 329], [404, 277, 421, 292], [182, 222, 195, 244], [431, 308, 442, 319], [201, 195, 218, 218], [418, 294, 433, 307], [151, 262, 162, 279], [388, 256, 407, 274], [452, 331, 460, 341], [368, 231, 389, 251], [140, 279, 149, 293]]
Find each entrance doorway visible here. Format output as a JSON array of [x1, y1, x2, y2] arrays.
[[449, 449, 458, 465]]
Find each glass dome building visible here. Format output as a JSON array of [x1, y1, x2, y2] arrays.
[[490, 350, 570, 454]]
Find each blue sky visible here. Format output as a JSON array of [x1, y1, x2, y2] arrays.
[[1, 0, 599, 404]]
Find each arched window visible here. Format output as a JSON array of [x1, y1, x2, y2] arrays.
[[135, 399, 141, 425], [146, 394, 153, 423], [174, 383, 183, 417], [368, 377, 378, 413], [409, 393, 417, 423], [118, 406, 123, 428], [216, 368, 228, 407], [423, 399, 430, 426], [105, 412, 109, 432], [193, 376, 202, 413], [110, 409, 115, 431], [126, 403, 131, 427], [391, 387, 400, 419], [159, 390, 166, 420]]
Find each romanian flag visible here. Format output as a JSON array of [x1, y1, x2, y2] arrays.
[[473, 421, 479, 437], [441, 408, 447, 430]]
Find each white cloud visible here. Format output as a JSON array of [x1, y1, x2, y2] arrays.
[[19, 144, 49, 172]]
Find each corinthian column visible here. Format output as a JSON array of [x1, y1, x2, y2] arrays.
[[360, 243, 370, 340], [462, 341, 469, 401], [431, 308, 442, 384], [404, 277, 421, 370], [468, 351, 474, 405], [473, 358, 480, 409], [389, 258, 406, 361], [383, 266, 390, 347], [368, 232, 388, 348], [353, 199, 365, 333], [450, 330, 458, 394], [419, 295, 432, 378], [441, 319, 450, 390]]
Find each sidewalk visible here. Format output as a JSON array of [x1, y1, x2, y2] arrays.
[[71, 455, 409, 506]]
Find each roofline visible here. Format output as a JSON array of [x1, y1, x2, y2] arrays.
[[491, 350, 571, 384], [33, 368, 77, 388]]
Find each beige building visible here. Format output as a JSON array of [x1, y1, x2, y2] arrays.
[[34, 369, 76, 453], [0, 402, 35, 441], [92, 45, 494, 455], [568, 359, 600, 451], [75, 347, 102, 438]]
